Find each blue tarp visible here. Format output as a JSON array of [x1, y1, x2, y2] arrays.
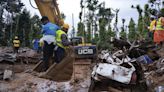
[[33, 39, 40, 50]]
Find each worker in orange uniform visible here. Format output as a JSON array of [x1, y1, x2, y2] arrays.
[[13, 36, 20, 53], [148, 16, 156, 40], [154, 14, 164, 46], [54, 23, 72, 63]]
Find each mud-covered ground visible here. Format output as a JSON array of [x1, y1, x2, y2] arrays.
[[0, 66, 90, 92], [0, 47, 91, 92], [0, 46, 163, 92]]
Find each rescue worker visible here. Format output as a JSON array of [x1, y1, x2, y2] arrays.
[[13, 36, 20, 53], [55, 23, 72, 63], [148, 16, 156, 40], [153, 14, 164, 46], [41, 16, 60, 71]]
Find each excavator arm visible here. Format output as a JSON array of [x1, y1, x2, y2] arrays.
[[34, 0, 61, 24], [33, 0, 97, 82], [33, 0, 74, 81]]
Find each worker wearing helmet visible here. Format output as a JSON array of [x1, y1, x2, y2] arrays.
[[13, 36, 20, 53], [55, 23, 72, 63], [40, 16, 60, 71], [154, 13, 164, 46]]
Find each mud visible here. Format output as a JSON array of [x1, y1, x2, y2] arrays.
[[0, 46, 163, 92]]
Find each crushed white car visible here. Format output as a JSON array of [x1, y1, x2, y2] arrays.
[[92, 50, 137, 84]]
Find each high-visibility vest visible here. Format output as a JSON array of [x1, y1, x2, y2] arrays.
[[56, 30, 68, 49], [149, 20, 156, 32], [156, 17, 164, 30], [13, 39, 20, 47]]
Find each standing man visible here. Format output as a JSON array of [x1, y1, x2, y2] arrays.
[[41, 16, 60, 71], [154, 14, 164, 46], [13, 36, 20, 53], [148, 16, 156, 40], [55, 23, 72, 63]]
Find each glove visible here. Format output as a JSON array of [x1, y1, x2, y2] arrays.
[[39, 38, 44, 47]]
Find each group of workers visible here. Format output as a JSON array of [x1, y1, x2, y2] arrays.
[[40, 16, 71, 71], [12, 16, 71, 72], [148, 13, 164, 46]]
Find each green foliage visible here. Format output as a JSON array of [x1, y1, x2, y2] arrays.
[[77, 22, 85, 37], [136, 5, 143, 16], [0, 5, 42, 47], [149, 0, 156, 3], [0, 0, 24, 46], [96, 40, 113, 50], [30, 15, 42, 40], [149, 9, 158, 16], [134, 4, 148, 40], [106, 29, 115, 39], [99, 18, 107, 41], [160, 8, 164, 16], [120, 18, 126, 39], [97, 17, 115, 50], [78, 0, 114, 49], [143, 4, 150, 40], [128, 18, 136, 41], [120, 31, 126, 39], [86, 20, 91, 42], [60, 13, 66, 19], [86, 0, 98, 11], [16, 9, 31, 47]]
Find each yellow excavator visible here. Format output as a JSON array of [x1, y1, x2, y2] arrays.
[[33, 0, 97, 82]]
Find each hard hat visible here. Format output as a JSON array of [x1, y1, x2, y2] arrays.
[[15, 36, 18, 39], [62, 23, 69, 29]]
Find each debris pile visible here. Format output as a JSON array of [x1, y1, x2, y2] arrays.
[[0, 47, 41, 81], [0, 41, 163, 92], [89, 40, 164, 92], [17, 48, 42, 64], [0, 47, 41, 64], [0, 47, 16, 63]]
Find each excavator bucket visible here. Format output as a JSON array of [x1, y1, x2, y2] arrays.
[[33, 48, 74, 82], [33, 61, 44, 72]]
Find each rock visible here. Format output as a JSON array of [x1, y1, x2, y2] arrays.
[[155, 86, 164, 92], [0, 71, 3, 80], [0, 53, 16, 63], [3, 70, 13, 80], [47, 88, 56, 92]]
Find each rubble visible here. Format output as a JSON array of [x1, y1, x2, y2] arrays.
[[0, 41, 163, 92], [0, 53, 16, 63], [0, 47, 41, 64], [89, 40, 164, 92], [3, 70, 13, 80], [155, 85, 164, 92], [0, 47, 90, 92]]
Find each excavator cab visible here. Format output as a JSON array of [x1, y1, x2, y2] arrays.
[[70, 37, 84, 46], [70, 37, 97, 59]]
